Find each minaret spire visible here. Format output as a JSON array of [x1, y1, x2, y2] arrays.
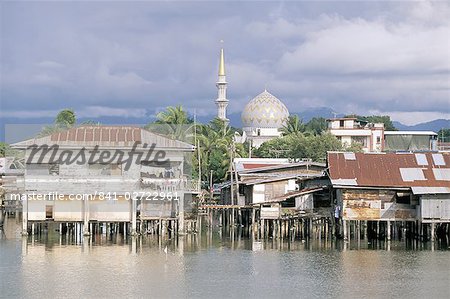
[[218, 48, 225, 76], [215, 42, 229, 125]]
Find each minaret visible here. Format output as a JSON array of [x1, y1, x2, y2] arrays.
[[215, 47, 229, 124]]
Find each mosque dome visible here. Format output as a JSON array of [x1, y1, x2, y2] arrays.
[[241, 90, 289, 129]]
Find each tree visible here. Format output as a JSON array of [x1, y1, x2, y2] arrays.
[[55, 109, 76, 128], [281, 115, 304, 136], [345, 114, 396, 131], [305, 117, 328, 136], [194, 118, 246, 182], [254, 132, 342, 162], [438, 128, 450, 142], [146, 105, 194, 141], [38, 109, 77, 137], [0, 142, 10, 157]]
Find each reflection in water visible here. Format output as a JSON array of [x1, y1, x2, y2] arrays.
[[1, 219, 450, 298]]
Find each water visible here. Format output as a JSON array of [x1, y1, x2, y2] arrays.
[[1, 219, 450, 298]]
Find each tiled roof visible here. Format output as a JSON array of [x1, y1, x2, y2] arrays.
[[11, 125, 194, 150]]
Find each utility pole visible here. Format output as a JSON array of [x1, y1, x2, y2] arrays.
[[210, 170, 213, 200], [197, 140, 201, 189]]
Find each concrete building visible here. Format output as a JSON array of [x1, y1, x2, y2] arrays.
[[327, 118, 384, 152], [327, 117, 439, 153], [11, 125, 197, 236]]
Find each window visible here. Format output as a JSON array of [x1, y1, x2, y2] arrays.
[[45, 205, 53, 219], [339, 120, 345, 128], [376, 136, 381, 144]]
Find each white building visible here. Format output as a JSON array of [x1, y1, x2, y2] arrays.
[[11, 125, 197, 235], [241, 90, 290, 148], [215, 48, 229, 124], [327, 118, 384, 152], [213, 48, 289, 149]]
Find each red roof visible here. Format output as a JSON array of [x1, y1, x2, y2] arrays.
[[328, 152, 450, 188], [50, 126, 141, 143]]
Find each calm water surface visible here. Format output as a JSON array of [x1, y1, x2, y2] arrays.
[[1, 219, 449, 299]]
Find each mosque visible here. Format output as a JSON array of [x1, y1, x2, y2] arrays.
[[214, 48, 290, 148]]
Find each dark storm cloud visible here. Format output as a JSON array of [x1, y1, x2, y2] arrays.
[[1, 1, 449, 125]]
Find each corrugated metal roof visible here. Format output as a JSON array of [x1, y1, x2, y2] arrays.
[[11, 125, 194, 150], [258, 187, 325, 203], [239, 161, 326, 174], [328, 152, 450, 188], [384, 131, 438, 136]]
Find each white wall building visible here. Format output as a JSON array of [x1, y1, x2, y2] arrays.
[[327, 118, 384, 152], [11, 125, 197, 235]]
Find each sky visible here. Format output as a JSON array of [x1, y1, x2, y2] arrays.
[[1, 0, 449, 127]]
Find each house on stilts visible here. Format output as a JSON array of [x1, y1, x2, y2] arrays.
[[10, 125, 198, 236]]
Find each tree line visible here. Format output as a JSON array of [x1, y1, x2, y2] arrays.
[[1, 107, 411, 185]]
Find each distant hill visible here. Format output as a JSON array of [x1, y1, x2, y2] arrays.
[[1, 106, 447, 142], [392, 119, 449, 132], [223, 107, 342, 128]]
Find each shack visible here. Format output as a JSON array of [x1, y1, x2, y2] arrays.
[[11, 125, 197, 236], [328, 151, 450, 240]]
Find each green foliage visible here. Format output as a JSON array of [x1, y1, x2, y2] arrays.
[[145, 105, 194, 141], [193, 118, 247, 182], [304, 117, 328, 136], [0, 142, 10, 157], [345, 114, 396, 130], [281, 115, 304, 136], [38, 109, 78, 137], [281, 116, 328, 137], [343, 142, 364, 153], [254, 132, 342, 162], [146, 107, 247, 184], [55, 109, 76, 128], [438, 128, 450, 142]]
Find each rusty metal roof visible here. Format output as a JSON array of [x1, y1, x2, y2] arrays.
[[328, 152, 450, 188], [11, 125, 194, 150], [239, 161, 326, 174]]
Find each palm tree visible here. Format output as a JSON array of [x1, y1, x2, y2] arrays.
[[155, 106, 192, 125], [37, 109, 78, 137], [281, 115, 305, 136], [146, 105, 194, 141]]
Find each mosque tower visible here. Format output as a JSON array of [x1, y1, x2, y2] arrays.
[[215, 48, 229, 125]]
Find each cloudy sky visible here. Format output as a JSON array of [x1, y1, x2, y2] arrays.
[[1, 1, 449, 126]]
